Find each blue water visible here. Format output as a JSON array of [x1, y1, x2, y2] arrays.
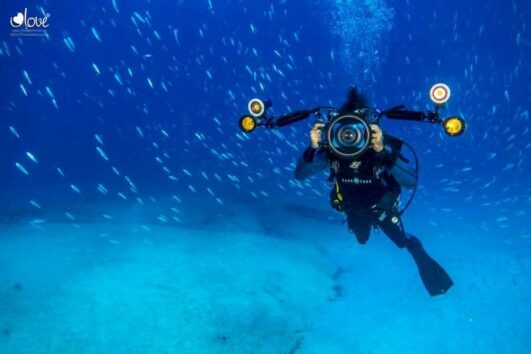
[[1, 0, 530, 353]]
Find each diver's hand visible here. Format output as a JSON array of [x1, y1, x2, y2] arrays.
[[370, 124, 384, 152], [310, 123, 325, 149]]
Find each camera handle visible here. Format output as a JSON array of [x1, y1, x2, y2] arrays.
[[314, 110, 324, 124]]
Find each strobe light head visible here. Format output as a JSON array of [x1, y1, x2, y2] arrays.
[[248, 98, 267, 117], [326, 114, 371, 159], [239, 115, 257, 133], [430, 83, 451, 106], [443, 116, 466, 137]]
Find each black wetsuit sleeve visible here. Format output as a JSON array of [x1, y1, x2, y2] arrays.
[[377, 136, 417, 188], [294, 146, 328, 180], [376, 143, 398, 168]]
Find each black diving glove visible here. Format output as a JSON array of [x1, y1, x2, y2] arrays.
[[302, 146, 317, 163]]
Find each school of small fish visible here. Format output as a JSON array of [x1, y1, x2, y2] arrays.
[[2, 0, 529, 237]]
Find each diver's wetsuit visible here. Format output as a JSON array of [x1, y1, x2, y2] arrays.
[[294, 136, 454, 296], [295, 135, 414, 248]]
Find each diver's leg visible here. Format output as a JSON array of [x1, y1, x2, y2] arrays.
[[345, 210, 372, 245], [372, 192, 411, 247], [376, 210, 454, 296], [374, 209, 410, 248]]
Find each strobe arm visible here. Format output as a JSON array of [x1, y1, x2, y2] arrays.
[[383, 108, 427, 121], [382, 107, 442, 124], [274, 107, 321, 127]]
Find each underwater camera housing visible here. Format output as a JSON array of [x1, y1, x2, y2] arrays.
[[322, 109, 378, 159], [238, 84, 466, 159]]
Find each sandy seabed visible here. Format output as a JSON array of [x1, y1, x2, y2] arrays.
[[0, 205, 529, 354]]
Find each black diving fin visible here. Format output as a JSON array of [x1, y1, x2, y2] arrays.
[[406, 235, 454, 296]]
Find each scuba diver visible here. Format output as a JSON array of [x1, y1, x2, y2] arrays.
[[293, 88, 454, 296], [238, 85, 465, 296]]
